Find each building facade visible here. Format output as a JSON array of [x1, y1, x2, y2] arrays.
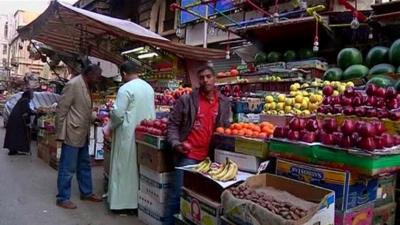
[[8, 10, 45, 77]]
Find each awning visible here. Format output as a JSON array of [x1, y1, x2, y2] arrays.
[[18, 1, 226, 65]]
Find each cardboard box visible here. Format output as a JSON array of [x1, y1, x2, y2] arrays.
[[140, 176, 174, 203], [276, 158, 378, 211], [221, 216, 237, 225], [233, 113, 261, 123], [138, 208, 174, 225], [180, 188, 223, 225], [234, 137, 268, 159], [140, 165, 176, 185], [183, 170, 224, 203], [373, 202, 396, 225], [138, 191, 179, 217], [211, 134, 235, 152], [222, 173, 335, 225], [37, 143, 50, 164], [335, 203, 374, 225], [174, 214, 194, 225], [137, 143, 174, 173], [136, 132, 168, 150], [375, 174, 397, 207], [214, 149, 261, 173]]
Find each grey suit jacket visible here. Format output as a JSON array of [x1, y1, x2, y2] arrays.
[[56, 75, 93, 148]]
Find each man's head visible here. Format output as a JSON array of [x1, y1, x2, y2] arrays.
[[120, 60, 142, 82], [197, 65, 216, 94], [82, 64, 102, 86]]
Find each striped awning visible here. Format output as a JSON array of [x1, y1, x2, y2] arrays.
[[18, 1, 226, 65]]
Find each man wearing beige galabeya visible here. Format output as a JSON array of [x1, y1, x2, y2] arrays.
[[56, 64, 103, 209]]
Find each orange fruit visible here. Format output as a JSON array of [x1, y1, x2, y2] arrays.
[[232, 129, 239, 135], [225, 128, 232, 135], [253, 131, 260, 137], [245, 130, 253, 137], [216, 127, 225, 134], [252, 126, 261, 132], [259, 132, 267, 139], [238, 130, 245, 136]]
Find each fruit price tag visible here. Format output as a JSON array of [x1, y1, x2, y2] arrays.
[[257, 161, 270, 175]]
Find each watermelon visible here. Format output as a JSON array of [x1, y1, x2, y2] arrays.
[[369, 63, 395, 76], [342, 64, 369, 81], [389, 39, 400, 66], [337, 48, 363, 70], [298, 48, 314, 60], [367, 75, 395, 88], [365, 46, 389, 67], [323, 67, 343, 81], [283, 50, 297, 62], [395, 80, 400, 91], [255, 52, 267, 65], [267, 51, 282, 63]]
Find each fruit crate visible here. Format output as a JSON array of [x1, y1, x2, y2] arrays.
[[269, 139, 400, 176], [136, 131, 168, 150], [211, 133, 236, 152], [235, 137, 269, 159], [231, 99, 264, 114]]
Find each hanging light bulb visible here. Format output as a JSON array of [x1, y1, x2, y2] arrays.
[[313, 36, 319, 52], [368, 28, 374, 40], [176, 26, 185, 39], [350, 17, 360, 30]]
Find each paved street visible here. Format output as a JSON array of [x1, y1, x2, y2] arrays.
[[0, 119, 143, 225]]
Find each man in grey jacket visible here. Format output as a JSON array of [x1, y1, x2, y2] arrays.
[[56, 64, 103, 209], [167, 65, 231, 204]]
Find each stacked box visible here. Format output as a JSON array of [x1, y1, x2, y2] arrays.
[[137, 138, 178, 225]]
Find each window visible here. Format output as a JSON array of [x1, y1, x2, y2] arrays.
[[4, 22, 7, 39], [158, 0, 177, 35], [3, 44, 7, 55]]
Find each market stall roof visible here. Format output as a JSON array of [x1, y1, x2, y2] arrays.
[[18, 1, 226, 65]]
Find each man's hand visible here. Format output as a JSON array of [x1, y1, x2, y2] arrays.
[[175, 144, 189, 155]]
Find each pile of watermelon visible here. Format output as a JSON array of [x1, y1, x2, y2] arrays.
[[323, 39, 400, 90], [254, 49, 314, 65]]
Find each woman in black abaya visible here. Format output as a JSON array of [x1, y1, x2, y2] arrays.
[[4, 90, 34, 155]]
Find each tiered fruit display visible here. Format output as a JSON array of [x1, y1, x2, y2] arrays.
[[195, 158, 239, 182], [318, 83, 400, 120], [220, 85, 243, 97], [273, 117, 400, 151], [216, 122, 276, 139], [155, 87, 192, 106], [217, 68, 240, 77], [227, 185, 308, 221], [136, 118, 168, 136], [264, 91, 322, 116]]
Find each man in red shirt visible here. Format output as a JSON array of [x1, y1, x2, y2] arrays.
[[167, 65, 231, 203]]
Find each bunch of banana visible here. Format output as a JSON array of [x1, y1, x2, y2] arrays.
[[195, 157, 212, 173], [211, 159, 238, 182]]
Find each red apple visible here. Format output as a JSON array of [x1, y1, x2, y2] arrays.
[[343, 106, 354, 115], [322, 118, 338, 133], [393, 135, 400, 145], [333, 105, 343, 114], [154, 120, 162, 129], [288, 130, 300, 141], [340, 135, 354, 148], [182, 141, 192, 151], [320, 133, 335, 145], [389, 109, 400, 121], [323, 86, 334, 96], [354, 107, 366, 117], [376, 87, 387, 98], [373, 122, 386, 136], [306, 119, 319, 132], [333, 132, 343, 143], [332, 96, 341, 105], [387, 98, 399, 110], [161, 118, 168, 124], [358, 123, 376, 137], [366, 84, 377, 96], [341, 119, 356, 135], [289, 117, 305, 131], [377, 109, 389, 119], [381, 133, 394, 148], [352, 97, 362, 107], [318, 105, 332, 114], [344, 87, 355, 98], [366, 108, 377, 118], [273, 126, 289, 138], [374, 136, 384, 149], [300, 131, 317, 143], [367, 96, 377, 106], [376, 98, 386, 108], [352, 132, 360, 143], [323, 96, 332, 105], [386, 87, 397, 99], [358, 137, 376, 151], [341, 96, 352, 106]]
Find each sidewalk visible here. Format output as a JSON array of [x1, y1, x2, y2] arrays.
[[0, 121, 144, 225]]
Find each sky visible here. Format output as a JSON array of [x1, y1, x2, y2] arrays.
[[0, 0, 78, 15]]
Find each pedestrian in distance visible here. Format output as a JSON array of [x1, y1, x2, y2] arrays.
[[106, 60, 155, 213], [55, 64, 103, 209], [3, 89, 35, 155], [167, 65, 231, 205]]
